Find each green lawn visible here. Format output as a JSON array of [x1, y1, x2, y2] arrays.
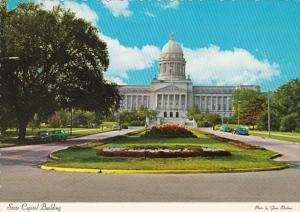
[[215, 124, 300, 143], [250, 130, 300, 143], [0, 127, 112, 148], [44, 129, 285, 173]]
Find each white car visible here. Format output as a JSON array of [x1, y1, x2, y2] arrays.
[[112, 124, 122, 131]]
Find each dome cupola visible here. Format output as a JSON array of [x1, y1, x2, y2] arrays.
[[162, 33, 183, 55], [158, 33, 186, 81]]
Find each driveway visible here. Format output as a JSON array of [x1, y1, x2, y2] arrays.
[[1, 127, 299, 202], [0, 128, 138, 163], [199, 128, 300, 162]]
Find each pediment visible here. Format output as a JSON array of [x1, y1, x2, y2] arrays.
[[155, 84, 187, 93]]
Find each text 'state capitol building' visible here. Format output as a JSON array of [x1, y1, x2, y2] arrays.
[[119, 33, 259, 122]]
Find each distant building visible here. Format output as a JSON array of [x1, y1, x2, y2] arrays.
[[118, 33, 259, 122]]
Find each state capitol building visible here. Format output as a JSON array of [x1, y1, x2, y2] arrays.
[[118, 33, 259, 121]]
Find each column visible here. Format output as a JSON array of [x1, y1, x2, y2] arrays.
[[179, 94, 182, 110], [185, 95, 187, 109], [162, 94, 164, 109], [199, 95, 202, 111], [211, 96, 213, 111], [130, 95, 133, 109], [216, 96, 219, 111], [227, 96, 230, 111], [136, 95, 138, 109]]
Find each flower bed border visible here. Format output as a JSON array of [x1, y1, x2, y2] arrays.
[[97, 148, 231, 158]]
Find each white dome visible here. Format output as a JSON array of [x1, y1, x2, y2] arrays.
[[158, 33, 186, 81], [161, 33, 183, 55]]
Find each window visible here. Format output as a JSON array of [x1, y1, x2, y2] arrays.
[[212, 96, 216, 111], [176, 112, 179, 118], [132, 96, 137, 109], [138, 96, 142, 109], [127, 96, 132, 109], [143, 96, 148, 107], [228, 97, 232, 111], [218, 96, 222, 110], [201, 96, 205, 111], [223, 96, 227, 111], [170, 112, 173, 118], [207, 96, 211, 111], [164, 112, 167, 117]]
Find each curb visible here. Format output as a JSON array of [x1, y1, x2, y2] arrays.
[[48, 153, 60, 160], [40, 164, 287, 174], [41, 165, 101, 173]]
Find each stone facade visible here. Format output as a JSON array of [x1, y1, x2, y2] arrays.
[[118, 33, 259, 119]]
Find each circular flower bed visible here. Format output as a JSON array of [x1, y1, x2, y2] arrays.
[[97, 147, 231, 158], [145, 124, 196, 138]]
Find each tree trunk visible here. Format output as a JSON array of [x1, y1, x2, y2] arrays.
[[18, 120, 27, 143]]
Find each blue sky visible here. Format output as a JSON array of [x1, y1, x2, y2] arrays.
[[8, 0, 300, 91]]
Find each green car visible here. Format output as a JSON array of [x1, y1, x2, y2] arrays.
[[48, 130, 69, 141], [234, 127, 249, 136], [220, 125, 232, 132]]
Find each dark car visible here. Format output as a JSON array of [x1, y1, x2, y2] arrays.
[[232, 127, 249, 135], [220, 125, 232, 133], [33, 131, 51, 142]]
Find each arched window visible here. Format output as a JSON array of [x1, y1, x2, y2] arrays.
[[164, 112, 168, 117]]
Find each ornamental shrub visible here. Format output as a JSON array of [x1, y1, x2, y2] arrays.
[[144, 124, 196, 138]]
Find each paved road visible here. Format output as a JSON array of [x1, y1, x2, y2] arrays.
[[0, 129, 138, 163], [200, 128, 300, 162], [1, 127, 299, 202]]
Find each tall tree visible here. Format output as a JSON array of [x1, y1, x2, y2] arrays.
[[0, 2, 120, 142], [273, 79, 300, 131], [233, 89, 266, 127], [187, 104, 200, 120]]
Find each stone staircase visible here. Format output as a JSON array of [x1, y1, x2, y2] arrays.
[[149, 117, 197, 128]]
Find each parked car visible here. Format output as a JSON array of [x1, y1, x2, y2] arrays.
[[33, 131, 51, 142], [220, 125, 232, 133], [112, 124, 122, 131], [232, 127, 249, 135], [47, 130, 69, 141]]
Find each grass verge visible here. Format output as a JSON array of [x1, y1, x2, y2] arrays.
[[0, 127, 112, 148]]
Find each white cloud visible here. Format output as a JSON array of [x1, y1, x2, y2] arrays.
[[37, 0, 98, 25], [101, 0, 132, 17], [104, 75, 127, 85], [99, 33, 160, 79], [144, 11, 155, 17], [158, 0, 180, 9], [35, 1, 280, 86], [183, 45, 280, 85]]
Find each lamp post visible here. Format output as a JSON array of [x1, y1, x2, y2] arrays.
[[237, 100, 241, 127], [70, 108, 73, 136], [268, 91, 271, 137]]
